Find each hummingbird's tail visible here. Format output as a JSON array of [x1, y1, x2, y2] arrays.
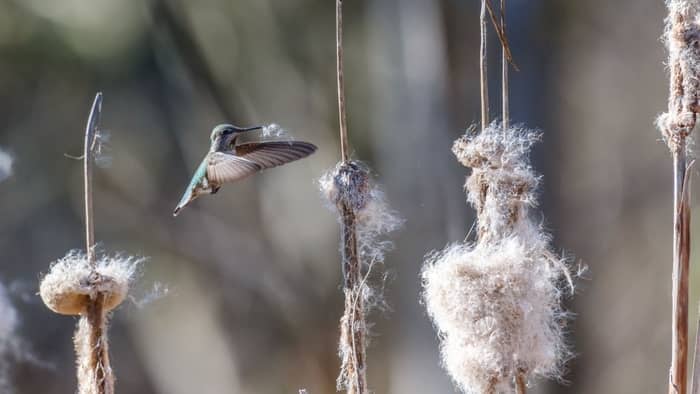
[[173, 189, 194, 216]]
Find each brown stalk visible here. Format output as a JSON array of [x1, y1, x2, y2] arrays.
[[337, 0, 349, 162], [515, 369, 527, 394], [336, 1, 366, 393], [661, 3, 700, 394], [484, 0, 517, 70], [671, 152, 692, 394], [479, 0, 489, 130], [81, 93, 111, 394], [500, 0, 509, 130]]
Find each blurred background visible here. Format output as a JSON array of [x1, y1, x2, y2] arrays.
[[0, 0, 682, 393]]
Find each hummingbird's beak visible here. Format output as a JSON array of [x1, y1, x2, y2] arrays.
[[234, 125, 264, 132]]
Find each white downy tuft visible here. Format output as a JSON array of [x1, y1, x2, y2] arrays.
[[423, 122, 573, 393], [40, 250, 142, 316]]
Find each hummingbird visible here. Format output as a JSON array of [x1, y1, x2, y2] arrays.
[[173, 123, 317, 216]]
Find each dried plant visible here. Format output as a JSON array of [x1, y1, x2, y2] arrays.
[[422, 2, 573, 393], [319, 1, 401, 393], [422, 123, 572, 393], [656, 1, 700, 394], [38, 93, 141, 394]]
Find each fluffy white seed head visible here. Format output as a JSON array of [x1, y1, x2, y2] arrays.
[[453, 123, 541, 239], [319, 161, 402, 277], [424, 123, 572, 392], [40, 250, 142, 316], [657, 0, 700, 149], [423, 236, 570, 393]]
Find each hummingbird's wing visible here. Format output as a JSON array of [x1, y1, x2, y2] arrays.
[[207, 141, 317, 184]]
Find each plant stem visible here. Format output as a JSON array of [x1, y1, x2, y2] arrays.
[[335, 2, 366, 392], [515, 370, 527, 394], [81, 92, 110, 394], [671, 147, 691, 394], [479, 0, 489, 131], [84, 93, 102, 267], [337, 0, 349, 162], [500, 0, 508, 130], [662, 3, 700, 392]]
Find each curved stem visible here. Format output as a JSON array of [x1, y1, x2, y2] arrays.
[[84, 93, 102, 267], [81, 92, 111, 394]]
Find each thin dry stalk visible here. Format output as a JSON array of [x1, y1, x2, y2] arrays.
[[337, 0, 349, 162], [500, 0, 509, 130], [657, 2, 700, 393], [515, 369, 527, 394], [81, 93, 112, 394], [671, 151, 692, 394], [335, 1, 367, 393], [479, 0, 489, 130]]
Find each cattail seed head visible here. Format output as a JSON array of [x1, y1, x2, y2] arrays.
[[39, 251, 141, 316], [320, 161, 371, 212], [423, 123, 573, 392], [657, 0, 700, 151]]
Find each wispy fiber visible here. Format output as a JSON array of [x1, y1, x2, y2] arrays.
[[422, 123, 573, 393]]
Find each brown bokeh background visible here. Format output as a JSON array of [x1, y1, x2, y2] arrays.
[[0, 0, 685, 393]]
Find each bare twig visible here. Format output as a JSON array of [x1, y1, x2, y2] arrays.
[[515, 369, 527, 394], [484, 0, 517, 70], [84, 93, 102, 266], [337, 0, 349, 162], [82, 93, 110, 394], [500, 0, 509, 130], [671, 153, 692, 394], [479, 0, 489, 130]]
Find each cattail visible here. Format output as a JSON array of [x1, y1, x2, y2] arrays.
[[422, 2, 574, 391], [422, 123, 572, 393], [656, 2, 699, 393], [321, 2, 402, 393], [39, 251, 141, 394], [319, 161, 401, 394], [39, 93, 141, 394]]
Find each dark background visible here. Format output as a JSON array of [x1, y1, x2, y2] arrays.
[[0, 0, 682, 393]]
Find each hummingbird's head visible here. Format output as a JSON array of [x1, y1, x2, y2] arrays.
[[210, 124, 264, 143]]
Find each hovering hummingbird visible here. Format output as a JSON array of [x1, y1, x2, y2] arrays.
[[173, 124, 317, 216]]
